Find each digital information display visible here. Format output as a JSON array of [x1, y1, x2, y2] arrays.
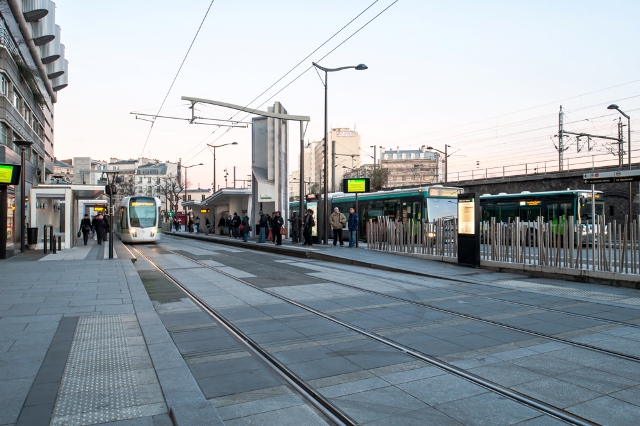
[[131, 201, 155, 207], [200, 209, 211, 213], [0, 163, 21, 185], [458, 198, 476, 235], [343, 178, 370, 193], [94, 206, 107, 212], [428, 187, 461, 198]]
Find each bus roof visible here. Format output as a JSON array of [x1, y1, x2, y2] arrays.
[[480, 190, 603, 199]]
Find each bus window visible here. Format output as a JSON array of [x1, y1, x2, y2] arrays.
[[519, 205, 542, 222], [580, 201, 605, 221], [413, 202, 422, 220]]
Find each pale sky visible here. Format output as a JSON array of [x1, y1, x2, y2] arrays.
[[53, 0, 640, 188]]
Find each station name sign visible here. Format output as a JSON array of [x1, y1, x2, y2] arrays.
[[583, 170, 640, 184], [0, 163, 21, 185]]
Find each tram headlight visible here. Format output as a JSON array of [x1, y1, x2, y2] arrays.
[[427, 232, 436, 238], [131, 230, 137, 237]]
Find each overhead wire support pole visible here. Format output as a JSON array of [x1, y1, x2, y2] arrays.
[[558, 105, 564, 171]]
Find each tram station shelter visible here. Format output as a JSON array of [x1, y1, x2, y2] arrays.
[[182, 188, 251, 234], [29, 184, 107, 250]]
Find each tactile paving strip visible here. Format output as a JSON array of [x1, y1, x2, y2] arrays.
[[492, 279, 640, 306], [51, 315, 143, 425]]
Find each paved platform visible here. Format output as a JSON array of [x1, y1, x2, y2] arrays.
[[0, 239, 223, 426]]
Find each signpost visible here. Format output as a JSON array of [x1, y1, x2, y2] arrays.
[[342, 178, 370, 247], [584, 170, 639, 221], [457, 193, 480, 267], [0, 163, 21, 259]]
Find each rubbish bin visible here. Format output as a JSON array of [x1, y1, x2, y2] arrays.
[[27, 227, 38, 245]]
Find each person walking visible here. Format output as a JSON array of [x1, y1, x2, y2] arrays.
[[241, 212, 250, 242], [347, 207, 359, 248], [288, 211, 302, 243], [329, 207, 346, 247], [257, 211, 267, 243], [303, 209, 314, 247], [79, 214, 92, 245], [272, 211, 284, 246], [226, 215, 233, 237], [195, 216, 200, 233], [92, 213, 107, 245]]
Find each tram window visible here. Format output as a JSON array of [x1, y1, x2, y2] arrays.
[[119, 207, 128, 230]]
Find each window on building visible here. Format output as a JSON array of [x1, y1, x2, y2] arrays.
[[392, 154, 397, 159], [201, 195, 205, 201], [13, 92, 21, 112], [402, 176, 406, 181], [402, 154, 407, 159], [188, 195, 191, 201], [0, 124, 6, 145], [410, 153, 415, 159], [0, 74, 6, 96], [147, 177, 151, 183]]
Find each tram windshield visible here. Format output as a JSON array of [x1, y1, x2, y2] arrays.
[[129, 198, 157, 228], [427, 198, 458, 221]]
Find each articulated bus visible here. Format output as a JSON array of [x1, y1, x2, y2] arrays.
[[290, 185, 463, 242], [480, 190, 604, 224], [116, 196, 162, 243]]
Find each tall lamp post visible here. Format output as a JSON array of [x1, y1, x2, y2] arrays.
[[182, 164, 203, 228], [14, 140, 33, 253], [207, 142, 237, 192], [426, 145, 450, 184], [608, 104, 632, 221], [312, 61, 367, 244]]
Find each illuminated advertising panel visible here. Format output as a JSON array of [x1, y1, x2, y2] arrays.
[[0, 163, 21, 185], [458, 198, 475, 235], [342, 178, 370, 193]]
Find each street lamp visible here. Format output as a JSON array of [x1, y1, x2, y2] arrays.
[[207, 142, 237, 192], [426, 145, 450, 184], [14, 139, 32, 253], [312, 61, 367, 244], [608, 104, 632, 220]]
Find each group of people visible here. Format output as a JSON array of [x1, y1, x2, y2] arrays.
[[225, 212, 251, 242], [78, 213, 110, 245], [329, 206, 359, 248], [256, 211, 286, 245], [171, 216, 212, 234]]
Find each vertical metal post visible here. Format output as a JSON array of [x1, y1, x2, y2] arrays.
[[355, 192, 359, 248], [108, 175, 114, 259], [331, 140, 335, 192], [50, 226, 55, 254], [19, 148, 26, 253], [299, 121, 304, 218], [628, 115, 632, 224], [444, 144, 448, 183], [323, 70, 329, 245], [233, 166, 236, 188], [43, 225, 47, 254], [213, 147, 216, 194], [558, 105, 564, 171], [0, 185, 6, 259]]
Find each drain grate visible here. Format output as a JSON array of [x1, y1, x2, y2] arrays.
[[492, 279, 640, 306]]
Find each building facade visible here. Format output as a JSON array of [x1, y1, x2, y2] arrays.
[[381, 147, 441, 187], [1, 1, 69, 255]]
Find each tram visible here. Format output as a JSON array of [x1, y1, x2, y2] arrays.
[[116, 196, 162, 243]]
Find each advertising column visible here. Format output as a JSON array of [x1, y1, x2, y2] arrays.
[[457, 192, 480, 267]]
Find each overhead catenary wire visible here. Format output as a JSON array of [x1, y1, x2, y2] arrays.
[[138, 0, 216, 158], [183, 0, 401, 164]]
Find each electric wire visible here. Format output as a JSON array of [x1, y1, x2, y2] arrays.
[[139, 0, 216, 159], [183, 0, 401, 164]]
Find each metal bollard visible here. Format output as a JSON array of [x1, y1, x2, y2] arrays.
[[57, 236, 61, 251], [43, 225, 48, 254], [51, 227, 56, 254]]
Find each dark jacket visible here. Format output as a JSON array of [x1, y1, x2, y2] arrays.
[[272, 216, 284, 230], [259, 214, 268, 227], [232, 215, 241, 228], [348, 212, 359, 231], [80, 218, 92, 234], [303, 214, 315, 228], [288, 214, 302, 232]]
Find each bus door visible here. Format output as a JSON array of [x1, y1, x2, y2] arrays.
[[547, 202, 572, 234]]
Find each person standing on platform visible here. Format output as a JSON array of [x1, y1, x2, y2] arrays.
[[348, 207, 359, 248], [79, 214, 92, 245], [288, 211, 302, 244], [92, 213, 107, 245], [226, 215, 233, 237], [241, 212, 250, 242], [329, 207, 346, 247], [232, 213, 241, 238], [272, 211, 284, 246], [257, 211, 267, 243], [205, 217, 211, 234], [195, 216, 200, 233], [303, 209, 314, 247]]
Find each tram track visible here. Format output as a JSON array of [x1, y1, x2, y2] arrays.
[[130, 245, 356, 426], [165, 237, 640, 364], [138, 242, 598, 425]]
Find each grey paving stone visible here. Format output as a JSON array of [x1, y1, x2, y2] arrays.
[[272, 345, 334, 364], [363, 406, 464, 426], [332, 386, 428, 424], [510, 353, 582, 376], [222, 403, 327, 426], [0, 378, 33, 425], [469, 362, 546, 387], [188, 357, 264, 380], [216, 394, 303, 420], [512, 377, 601, 408], [513, 415, 570, 425], [15, 402, 54, 426], [568, 395, 640, 425], [397, 374, 488, 406], [24, 382, 60, 406], [286, 355, 363, 381], [435, 392, 541, 425], [556, 367, 638, 394], [197, 366, 283, 399]]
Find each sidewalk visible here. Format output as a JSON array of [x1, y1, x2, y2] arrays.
[[0, 238, 222, 426]]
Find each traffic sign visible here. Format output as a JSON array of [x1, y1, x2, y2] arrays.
[[583, 170, 640, 184]]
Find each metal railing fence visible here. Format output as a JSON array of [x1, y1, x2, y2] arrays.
[[366, 216, 640, 275]]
